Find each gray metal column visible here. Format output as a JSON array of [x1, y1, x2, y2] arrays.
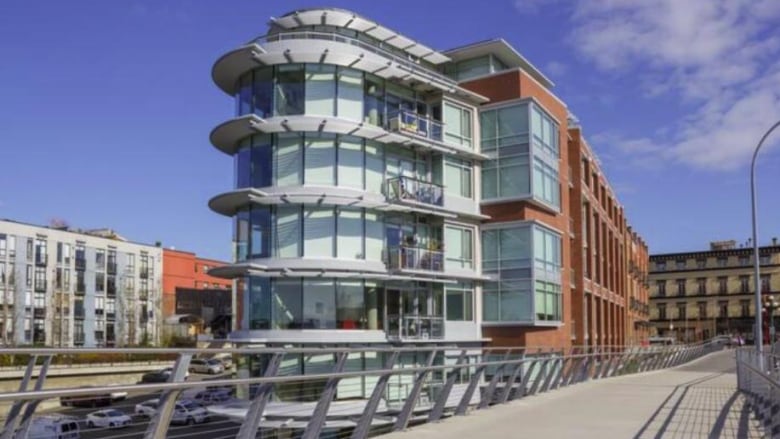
[[478, 349, 514, 409], [1, 355, 39, 439], [302, 352, 349, 439], [351, 351, 399, 439], [14, 355, 53, 439], [528, 356, 550, 395], [496, 350, 526, 403], [236, 353, 284, 439], [551, 350, 571, 389], [143, 353, 192, 439], [392, 349, 438, 432], [454, 361, 488, 416], [540, 352, 560, 393], [428, 350, 468, 422]]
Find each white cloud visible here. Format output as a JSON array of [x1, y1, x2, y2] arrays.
[[544, 60, 568, 77], [557, 0, 780, 171]]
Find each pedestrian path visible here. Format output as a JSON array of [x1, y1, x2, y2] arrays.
[[386, 350, 765, 439]]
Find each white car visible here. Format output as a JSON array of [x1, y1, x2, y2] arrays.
[[134, 399, 210, 425], [29, 416, 80, 439], [192, 389, 233, 405], [188, 359, 224, 375], [86, 409, 132, 429]]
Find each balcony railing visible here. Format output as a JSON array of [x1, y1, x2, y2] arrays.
[[386, 246, 444, 272], [386, 176, 444, 207], [260, 31, 458, 89], [387, 314, 444, 340], [387, 110, 444, 142]]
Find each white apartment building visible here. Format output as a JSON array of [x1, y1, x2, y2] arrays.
[[0, 219, 162, 347]]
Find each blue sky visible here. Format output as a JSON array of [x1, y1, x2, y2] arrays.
[[1, 0, 779, 260]]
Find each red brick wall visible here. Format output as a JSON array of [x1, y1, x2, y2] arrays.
[[162, 249, 231, 318]]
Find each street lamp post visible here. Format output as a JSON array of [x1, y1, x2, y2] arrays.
[[763, 295, 779, 348], [751, 120, 780, 356]]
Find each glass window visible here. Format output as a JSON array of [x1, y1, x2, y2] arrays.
[[446, 283, 473, 321], [533, 226, 561, 274], [275, 206, 300, 258], [273, 279, 302, 329], [337, 136, 364, 189], [533, 158, 560, 209], [302, 280, 336, 329], [482, 225, 535, 322], [235, 210, 249, 262], [304, 207, 334, 257], [305, 64, 336, 115], [337, 68, 363, 120], [237, 73, 252, 115], [443, 102, 472, 147], [275, 133, 302, 186], [250, 207, 271, 259], [337, 209, 363, 259], [365, 212, 384, 262], [252, 67, 273, 118], [530, 105, 559, 157], [250, 135, 273, 188], [365, 141, 384, 193], [274, 64, 305, 116], [364, 74, 385, 126], [304, 135, 336, 185], [337, 281, 365, 329], [445, 226, 473, 269], [535, 281, 561, 321], [444, 157, 472, 198]]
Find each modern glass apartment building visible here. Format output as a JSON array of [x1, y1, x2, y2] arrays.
[[0, 219, 162, 347], [209, 8, 649, 350], [209, 8, 488, 346]]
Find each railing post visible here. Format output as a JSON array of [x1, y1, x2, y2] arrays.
[[428, 349, 468, 422], [454, 351, 490, 416], [14, 355, 53, 439], [551, 350, 571, 389], [236, 353, 284, 439], [478, 349, 514, 409], [528, 355, 550, 395], [143, 353, 192, 439], [392, 349, 437, 432], [595, 348, 612, 379], [561, 348, 581, 386], [496, 350, 526, 403], [1, 355, 39, 439], [302, 352, 349, 439], [539, 351, 560, 393], [520, 349, 543, 392], [351, 351, 399, 439]]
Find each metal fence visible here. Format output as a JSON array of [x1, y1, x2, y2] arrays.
[[736, 346, 780, 437], [1, 338, 727, 439]]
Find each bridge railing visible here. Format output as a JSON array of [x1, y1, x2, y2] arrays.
[[736, 347, 780, 437], [0, 338, 728, 439]]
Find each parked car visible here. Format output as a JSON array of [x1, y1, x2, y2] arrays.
[[85, 409, 131, 429], [192, 389, 233, 405], [211, 353, 233, 370], [60, 387, 111, 408], [188, 359, 224, 375], [140, 367, 189, 383], [134, 398, 210, 425], [29, 415, 80, 439], [134, 399, 159, 417]]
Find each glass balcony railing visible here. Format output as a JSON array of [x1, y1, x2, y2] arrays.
[[386, 246, 444, 272], [387, 110, 444, 142], [259, 32, 458, 89], [386, 176, 444, 207], [387, 314, 444, 340]]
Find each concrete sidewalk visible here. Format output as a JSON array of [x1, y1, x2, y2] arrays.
[[386, 350, 765, 439]]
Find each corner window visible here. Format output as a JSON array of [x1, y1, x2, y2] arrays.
[[443, 102, 472, 147], [532, 158, 560, 210], [535, 281, 561, 321]]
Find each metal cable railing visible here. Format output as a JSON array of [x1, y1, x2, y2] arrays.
[[2, 338, 728, 439], [736, 347, 780, 437]]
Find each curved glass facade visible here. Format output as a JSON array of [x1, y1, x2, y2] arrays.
[[234, 64, 473, 149], [234, 133, 384, 192], [234, 205, 384, 263], [240, 276, 384, 330]]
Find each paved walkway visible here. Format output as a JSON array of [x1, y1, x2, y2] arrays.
[[387, 350, 765, 439]]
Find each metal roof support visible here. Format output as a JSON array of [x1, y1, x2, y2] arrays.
[[392, 348, 437, 431], [350, 351, 399, 439], [428, 349, 468, 422], [236, 353, 284, 439], [302, 351, 349, 439], [143, 353, 192, 439]]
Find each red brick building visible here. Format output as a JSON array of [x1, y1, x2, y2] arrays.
[[161, 249, 231, 319]]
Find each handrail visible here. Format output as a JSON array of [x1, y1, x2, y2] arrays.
[[257, 31, 458, 89]]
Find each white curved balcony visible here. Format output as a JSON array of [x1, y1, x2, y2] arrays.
[[210, 114, 487, 160], [212, 32, 488, 104]]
